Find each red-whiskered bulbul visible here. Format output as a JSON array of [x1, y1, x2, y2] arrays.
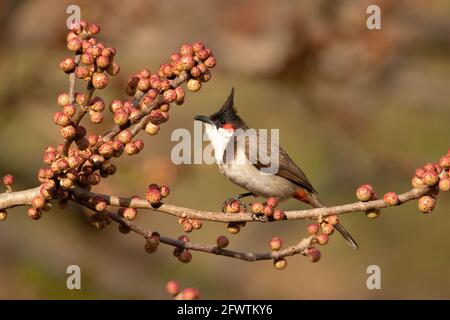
[[194, 88, 358, 250]]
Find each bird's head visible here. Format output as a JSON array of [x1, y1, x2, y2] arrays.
[[194, 87, 247, 137]]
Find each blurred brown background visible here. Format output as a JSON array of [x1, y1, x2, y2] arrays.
[[0, 0, 449, 299]]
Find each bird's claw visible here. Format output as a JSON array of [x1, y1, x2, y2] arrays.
[[251, 213, 268, 222]]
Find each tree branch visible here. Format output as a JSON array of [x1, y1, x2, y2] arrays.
[[0, 183, 433, 221]]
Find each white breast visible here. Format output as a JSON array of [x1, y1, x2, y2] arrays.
[[219, 147, 297, 200]]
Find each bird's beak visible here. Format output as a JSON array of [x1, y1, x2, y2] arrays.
[[194, 115, 215, 126]]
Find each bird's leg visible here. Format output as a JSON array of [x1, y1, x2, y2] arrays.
[[222, 192, 254, 213]]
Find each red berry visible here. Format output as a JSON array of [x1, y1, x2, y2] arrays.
[[57, 93, 70, 107], [216, 235, 229, 248], [423, 171, 439, 186], [163, 89, 177, 103], [191, 219, 202, 230], [439, 155, 450, 169], [269, 237, 282, 251], [250, 202, 264, 214], [180, 54, 195, 70], [321, 224, 334, 235], [67, 37, 82, 52], [53, 111, 71, 126], [87, 23, 100, 35], [204, 56, 217, 68], [60, 125, 76, 140], [160, 185, 170, 198], [92, 72, 108, 89], [418, 196, 436, 213], [179, 44, 193, 56], [307, 223, 320, 235], [182, 288, 200, 300], [123, 207, 137, 220], [133, 139, 144, 152], [3, 174, 14, 186], [306, 247, 321, 263], [146, 188, 162, 205], [59, 57, 76, 73], [178, 250, 192, 263], [182, 221, 193, 233], [96, 55, 110, 69], [325, 214, 339, 226], [165, 281, 180, 297], [27, 207, 42, 220], [266, 197, 278, 208], [262, 205, 274, 217], [114, 109, 130, 126], [316, 234, 329, 246], [383, 192, 399, 206], [106, 62, 120, 76], [192, 41, 205, 52], [273, 208, 287, 220], [356, 185, 373, 201], [32, 196, 46, 209]]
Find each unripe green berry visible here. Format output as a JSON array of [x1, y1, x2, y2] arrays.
[[274, 258, 287, 270]]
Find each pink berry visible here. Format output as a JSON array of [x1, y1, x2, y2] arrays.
[[146, 188, 162, 205], [216, 235, 229, 248], [418, 196, 436, 213], [3, 174, 14, 186], [307, 223, 320, 235], [356, 185, 373, 201], [269, 237, 282, 251], [266, 197, 278, 208], [383, 192, 399, 206], [306, 247, 321, 263], [165, 281, 180, 296], [316, 234, 329, 246]]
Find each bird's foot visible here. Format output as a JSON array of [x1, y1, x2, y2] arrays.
[[251, 213, 268, 222]]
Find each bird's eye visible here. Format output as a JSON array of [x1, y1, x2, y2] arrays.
[[220, 119, 225, 125]]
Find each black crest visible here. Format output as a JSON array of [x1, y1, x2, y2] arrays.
[[210, 88, 247, 128]]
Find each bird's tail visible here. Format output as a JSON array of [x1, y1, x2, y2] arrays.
[[307, 192, 359, 250]]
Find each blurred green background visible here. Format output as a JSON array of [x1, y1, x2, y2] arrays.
[[0, 0, 449, 299]]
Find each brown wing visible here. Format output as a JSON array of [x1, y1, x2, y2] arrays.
[[242, 133, 318, 195]]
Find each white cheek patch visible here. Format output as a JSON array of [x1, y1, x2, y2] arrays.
[[204, 124, 233, 163], [218, 127, 235, 138]]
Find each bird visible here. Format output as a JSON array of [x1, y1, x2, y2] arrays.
[[194, 87, 358, 250]]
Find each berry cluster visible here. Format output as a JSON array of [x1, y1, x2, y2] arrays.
[[413, 153, 450, 213], [166, 280, 200, 300], [250, 197, 287, 221], [61, 21, 119, 89], [27, 20, 215, 226], [355, 151, 450, 216]]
